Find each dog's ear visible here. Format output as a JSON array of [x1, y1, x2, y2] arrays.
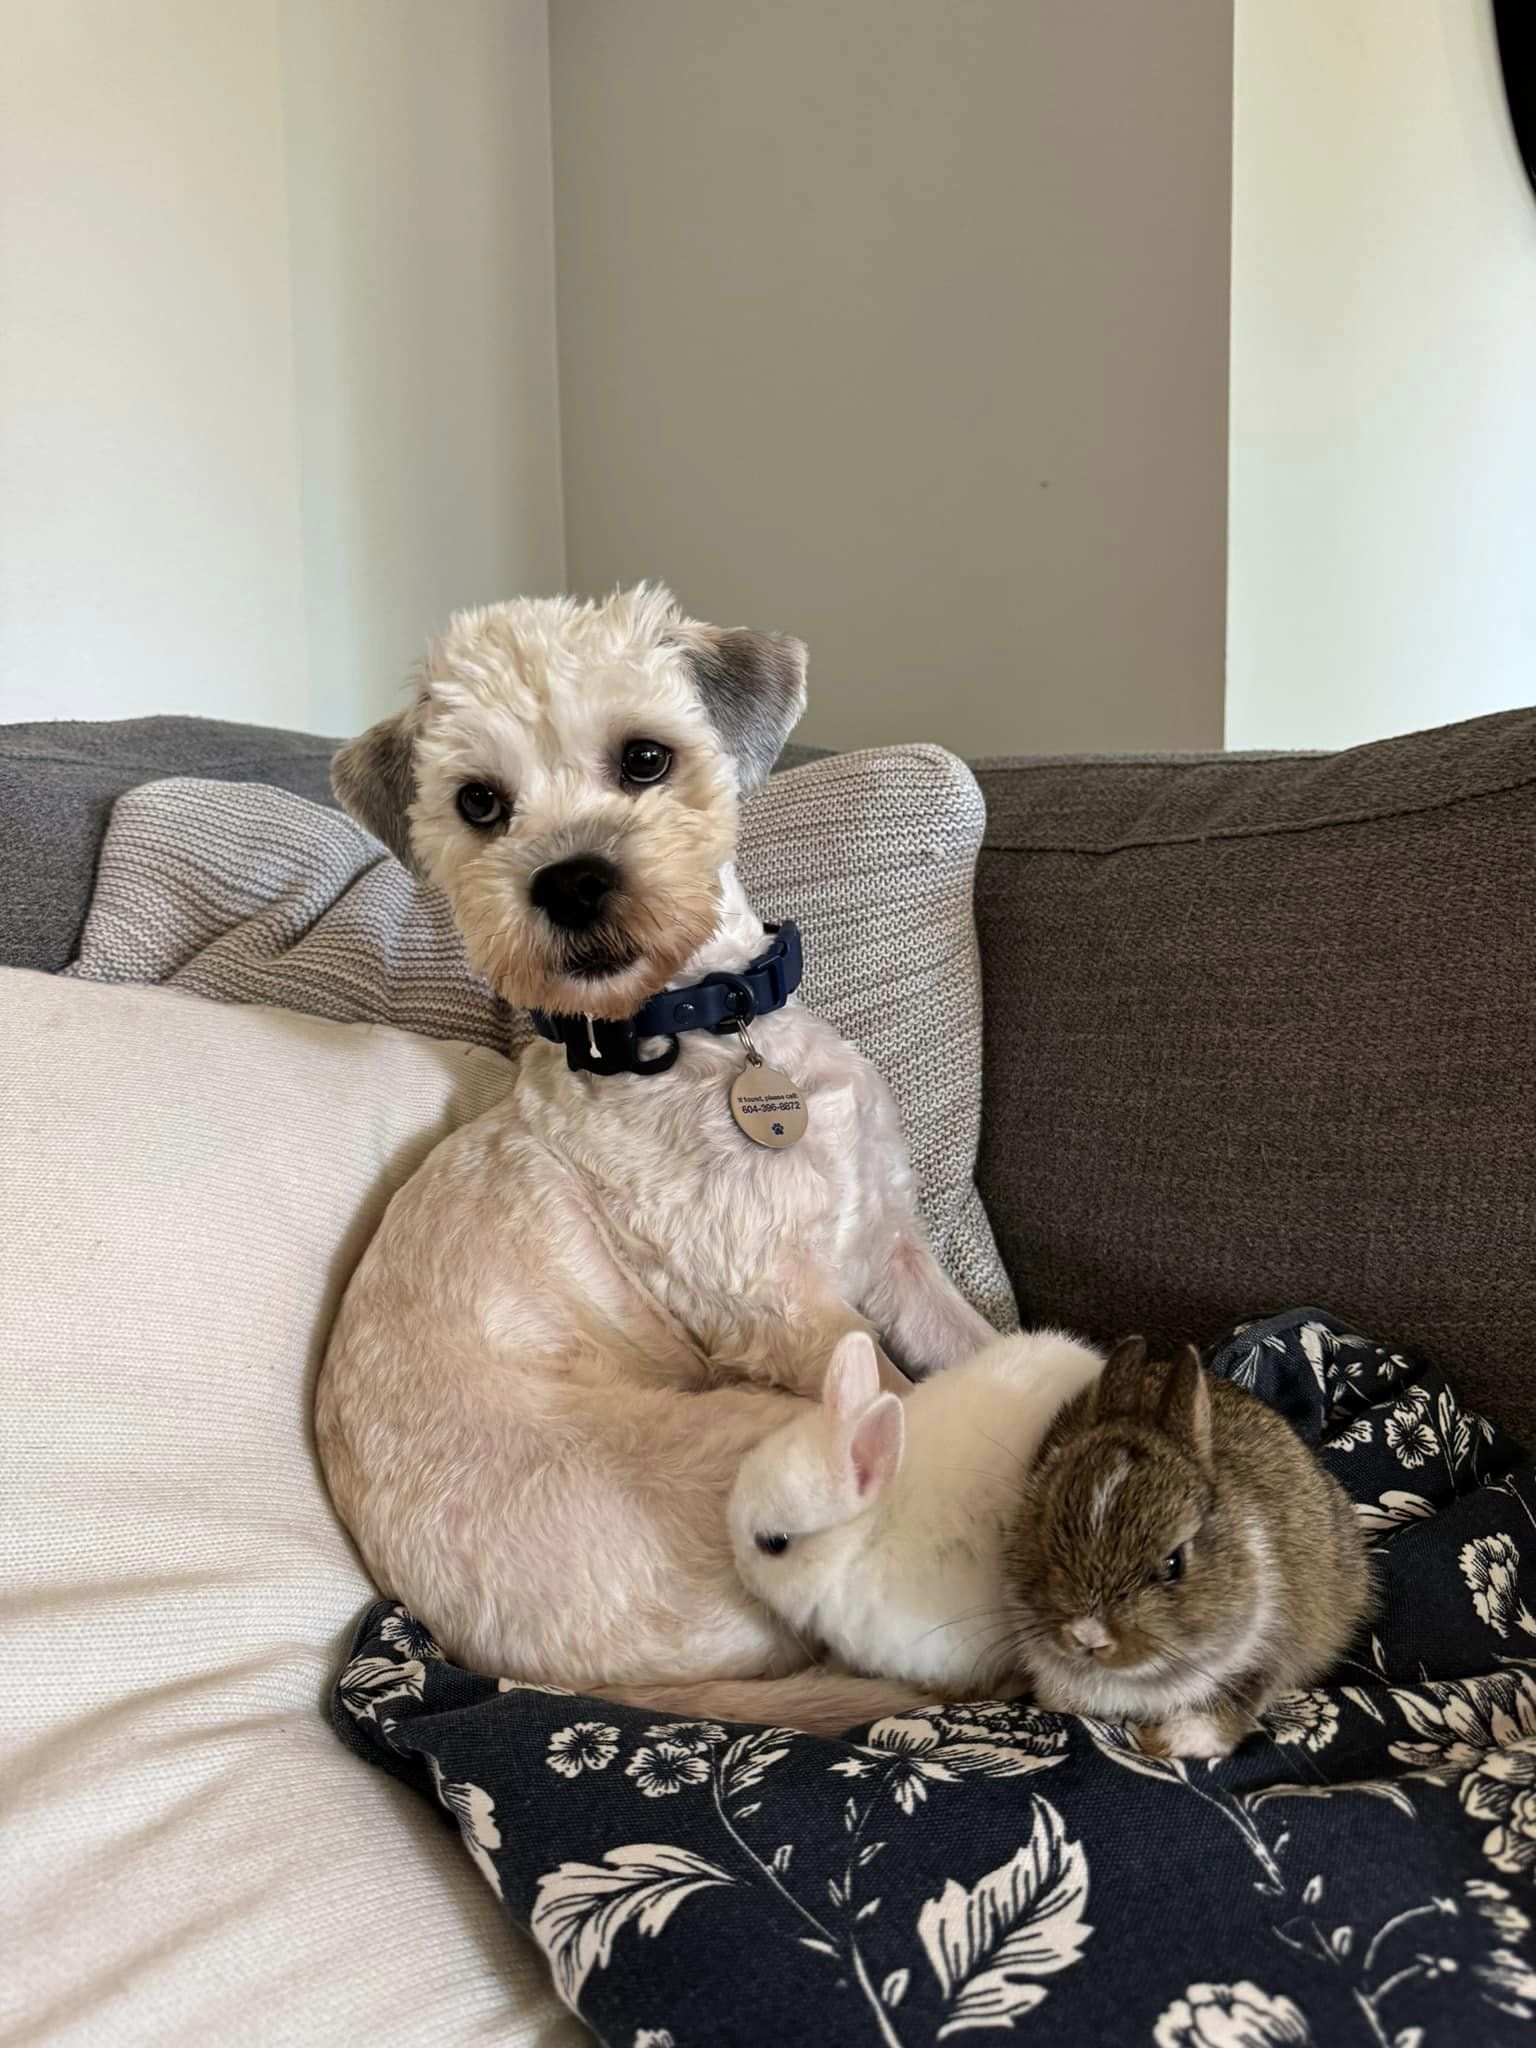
[[332, 707, 421, 870], [680, 626, 808, 799]]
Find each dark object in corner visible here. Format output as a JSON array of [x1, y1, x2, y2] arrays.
[[1495, 0, 1536, 199]]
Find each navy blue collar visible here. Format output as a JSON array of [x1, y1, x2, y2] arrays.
[[531, 920, 803, 1077]]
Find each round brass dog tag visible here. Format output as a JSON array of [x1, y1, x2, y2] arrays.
[[729, 1064, 808, 1149]]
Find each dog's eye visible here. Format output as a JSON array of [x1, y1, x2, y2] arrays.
[[620, 739, 672, 786], [755, 1531, 791, 1557], [456, 782, 508, 829]]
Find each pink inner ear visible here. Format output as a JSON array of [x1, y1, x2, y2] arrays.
[[849, 1396, 903, 1498], [824, 1332, 880, 1419]]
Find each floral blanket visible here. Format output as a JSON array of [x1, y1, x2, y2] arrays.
[[332, 1312, 1536, 2046]]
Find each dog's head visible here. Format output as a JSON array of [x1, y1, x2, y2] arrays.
[[332, 585, 806, 1018]]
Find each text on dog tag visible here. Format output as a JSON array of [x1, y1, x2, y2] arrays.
[[729, 1064, 808, 1149]]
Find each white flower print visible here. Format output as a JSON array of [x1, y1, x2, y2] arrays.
[[1323, 1416, 1371, 1454], [1355, 1490, 1434, 1540], [720, 1727, 790, 1797], [1338, 1338, 1397, 1386], [497, 1676, 574, 1695], [856, 1718, 960, 1813], [1476, 1947, 1536, 2020], [336, 1653, 425, 1724], [1390, 1671, 1536, 1784], [928, 1703, 1071, 1759], [935, 1699, 1020, 1728], [918, 1797, 1092, 2038], [834, 1714, 1066, 1815], [427, 1758, 504, 1900], [1294, 1321, 1380, 1409], [377, 1607, 443, 1661], [1082, 1718, 1189, 1786], [531, 1844, 733, 2006], [625, 1740, 711, 1798], [1153, 1979, 1311, 2047], [1461, 1736, 1536, 1876], [1465, 1878, 1531, 1946], [1265, 1691, 1339, 1752], [1459, 1533, 1536, 1638], [643, 1720, 728, 1753], [633, 2032, 676, 2047], [546, 1721, 621, 1778], [1384, 1397, 1437, 1470], [1298, 1324, 1330, 1400], [1222, 1331, 1290, 1392]]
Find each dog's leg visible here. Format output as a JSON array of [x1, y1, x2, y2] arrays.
[[589, 1671, 935, 1737], [791, 1297, 911, 1396], [725, 1271, 911, 1398], [863, 1227, 997, 1378]]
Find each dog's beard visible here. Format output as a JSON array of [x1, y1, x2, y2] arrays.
[[478, 883, 721, 1019], [561, 930, 642, 983], [449, 812, 731, 1021]]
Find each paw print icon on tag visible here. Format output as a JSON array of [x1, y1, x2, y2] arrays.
[[727, 1021, 807, 1150]]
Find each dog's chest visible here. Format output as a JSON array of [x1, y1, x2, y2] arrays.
[[521, 1018, 895, 1293]]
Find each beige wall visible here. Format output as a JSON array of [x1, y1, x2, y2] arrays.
[[1228, 0, 1536, 751], [0, 0, 563, 731], [550, 0, 1233, 756]]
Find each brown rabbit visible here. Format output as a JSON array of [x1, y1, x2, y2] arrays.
[[1001, 1336, 1371, 1758]]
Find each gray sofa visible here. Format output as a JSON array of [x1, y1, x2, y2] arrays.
[[3, 706, 1532, 1438]]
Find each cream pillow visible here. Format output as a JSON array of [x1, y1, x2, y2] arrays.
[[0, 970, 580, 2048]]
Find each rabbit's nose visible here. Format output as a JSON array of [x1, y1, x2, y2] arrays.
[[1065, 1616, 1112, 1656]]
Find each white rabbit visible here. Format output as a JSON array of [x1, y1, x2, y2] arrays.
[[728, 1327, 1104, 1694]]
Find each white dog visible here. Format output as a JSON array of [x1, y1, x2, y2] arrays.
[[316, 586, 996, 1731]]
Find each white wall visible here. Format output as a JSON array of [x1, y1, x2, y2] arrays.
[[1228, 0, 1536, 751], [0, 1, 309, 727], [279, 0, 564, 734], [550, 0, 1233, 758], [0, 0, 563, 733], [11, 4, 1530, 757]]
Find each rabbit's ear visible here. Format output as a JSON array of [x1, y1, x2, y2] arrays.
[[1158, 1346, 1213, 1464], [842, 1394, 905, 1501], [1094, 1336, 1151, 1418], [820, 1341, 902, 1510], [823, 1332, 882, 1421]]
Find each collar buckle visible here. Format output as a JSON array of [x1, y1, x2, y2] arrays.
[[540, 1012, 680, 1078]]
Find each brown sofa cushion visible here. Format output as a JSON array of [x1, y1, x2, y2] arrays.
[[973, 709, 1536, 1439]]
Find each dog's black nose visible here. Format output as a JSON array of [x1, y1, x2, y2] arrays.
[[531, 854, 619, 931]]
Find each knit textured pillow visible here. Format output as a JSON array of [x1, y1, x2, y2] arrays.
[[68, 745, 1015, 1326]]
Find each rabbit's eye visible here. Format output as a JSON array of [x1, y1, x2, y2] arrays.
[[1159, 1547, 1185, 1585], [755, 1531, 791, 1557]]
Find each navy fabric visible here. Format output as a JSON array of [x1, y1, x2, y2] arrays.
[[333, 1312, 1536, 2044]]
